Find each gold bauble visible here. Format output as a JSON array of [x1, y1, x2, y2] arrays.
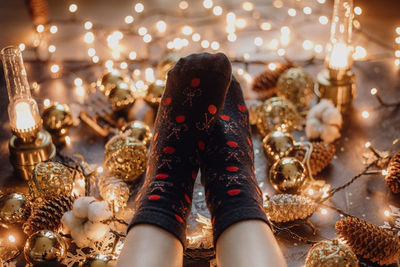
[[24, 230, 67, 266], [0, 193, 28, 225], [31, 161, 73, 200], [157, 53, 181, 79], [108, 82, 135, 110], [263, 131, 295, 161], [42, 103, 73, 137], [82, 253, 112, 267], [99, 69, 123, 96], [121, 120, 152, 147], [98, 175, 130, 211], [277, 67, 315, 110], [256, 97, 298, 135], [104, 135, 147, 182], [269, 157, 306, 193], [144, 79, 166, 109], [305, 239, 358, 267]]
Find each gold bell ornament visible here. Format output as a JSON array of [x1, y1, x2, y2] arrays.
[[256, 97, 298, 136], [269, 157, 306, 194]]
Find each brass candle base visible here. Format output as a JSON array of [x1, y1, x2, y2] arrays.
[[315, 69, 356, 114], [9, 129, 56, 180]]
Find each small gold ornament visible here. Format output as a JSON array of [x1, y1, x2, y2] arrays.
[[256, 97, 298, 136], [0, 193, 29, 225], [42, 103, 73, 142], [144, 79, 166, 109], [269, 157, 306, 193], [108, 82, 135, 110], [24, 230, 67, 265], [277, 67, 315, 110], [98, 175, 130, 211], [157, 53, 181, 79], [262, 131, 295, 161], [305, 239, 358, 267], [82, 253, 112, 267], [104, 135, 147, 182], [99, 69, 123, 96], [30, 161, 74, 200], [121, 120, 152, 147]]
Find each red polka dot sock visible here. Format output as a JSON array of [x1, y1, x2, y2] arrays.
[[129, 52, 232, 246], [198, 76, 269, 245]]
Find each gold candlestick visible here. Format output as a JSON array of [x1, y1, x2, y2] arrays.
[[1, 46, 56, 180]]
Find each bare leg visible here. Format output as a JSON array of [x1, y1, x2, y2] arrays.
[[116, 225, 183, 267], [216, 220, 287, 267]]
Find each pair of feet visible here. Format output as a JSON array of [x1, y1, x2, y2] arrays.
[[130, 53, 267, 246]]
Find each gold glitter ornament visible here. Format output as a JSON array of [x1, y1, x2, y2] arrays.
[[0, 193, 29, 225], [269, 157, 306, 193], [157, 53, 181, 79], [264, 193, 317, 223], [42, 103, 73, 142], [104, 135, 147, 182], [305, 239, 358, 267], [30, 161, 73, 200], [121, 120, 152, 147], [144, 79, 166, 109], [82, 253, 112, 267], [24, 230, 67, 265], [262, 131, 295, 161], [99, 69, 123, 96], [98, 175, 130, 211], [277, 67, 315, 110], [108, 82, 135, 110], [256, 97, 298, 135]]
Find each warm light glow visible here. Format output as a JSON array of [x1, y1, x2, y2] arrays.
[[84, 21, 93, 30], [395, 50, 400, 58], [84, 32, 95, 44], [260, 22, 271, 31], [227, 33, 237, 42], [179, 1, 189, 10], [50, 64, 59, 73], [396, 37, 400, 44], [36, 24, 44, 33], [48, 45, 56, 53], [69, 4, 78, 13], [384, 210, 390, 217], [213, 6, 222, 15], [361, 111, 369, 119], [319, 16, 329, 25], [92, 56, 99, 63], [302, 40, 313, 50], [182, 25, 193, 35], [277, 48, 286, 56], [105, 60, 114, 70], [328, 43, 350, 70], [203, 0, 213, 9], [15, 101, 36, 130], [273, 0, 283, 8], [268, 63, 277, 71], [43, 99, 51, 107], [254, 37, 263, 46], [192, 33, 201, 42], [88, 48, 96, 57], [19, 43, 25, 51], [242, 1, 254, 11], [8, 235, 16, 243], [321, 209, 327, 215], [382, 170, 388, 176], [138, 27, 147, 36], [50, 25, 58, 34], [288, 8, 296, 17], [97, 166, 104, 173], [129, 51, 137, 60], [120, 62, 128, 69], [125, 15, 134, 24], [354, 6, 362, 15], [65, 135, 71, 145], [143, 34, 152, 43], [314, 44, 323, 53], [235, 18, 247, 29], [135, 3, 144, 13], [211, 41, 220, 50], [145, 68, 155, 82], [74, 78, 83, 87], [353, 45, 367, 60], [226, 12, 236, 25], [396, 27, 400, 35], [201, 40, 210, 48], [308, 189, 314, 195], [156, 20, 167, 33], [370, 88, 377, 95], [303, 7, 312, 15], [75, 86, 85, 98], [317, 0, 326, 3], [365, 141, 371, 148], [133, 69, 141, 76], [267, 39, 279, 50]]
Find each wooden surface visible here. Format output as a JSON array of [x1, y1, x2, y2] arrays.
[[1, 57, 400, 267]]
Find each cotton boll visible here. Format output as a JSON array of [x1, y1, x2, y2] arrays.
[[321, 125, 341, 144], [73, 197, 96, 218], [84, 221, 109, 241], [71, 226, 90, 247], [88, 201, 113, 222], [305, 118, 324, 139], [322, 107, 342, 126], [61, 210, 85, 232]]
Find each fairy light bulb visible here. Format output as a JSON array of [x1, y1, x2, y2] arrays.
[[1, 46, 42, 141], [50, 25, 58, 34], [84, 21, 93, 30], [156, 20, 167, 33], [125, 15, 134, 24], [69, 4, 78, 13], [325, 0, 354, 72], [182, 25, 193, 35], [135, 3, 144, 13]]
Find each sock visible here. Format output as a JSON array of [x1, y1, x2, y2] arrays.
[[199, 76, 269, 245], [129, 52, 232, 246]]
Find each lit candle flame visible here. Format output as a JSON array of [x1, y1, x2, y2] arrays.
[[15, 102, 36, 130], [328, 42, 350, 70]]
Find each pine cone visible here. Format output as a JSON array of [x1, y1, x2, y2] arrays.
[[296, 142, 335, 175], [264, 194, 317, 223], [336, 216, 400, 265], [23, 194, 75, 235], [252, 62, 294, 100], [26, 0, 50, 26], [385, 151, 400, 193]]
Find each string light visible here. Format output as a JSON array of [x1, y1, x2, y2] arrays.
[[395, 50, 400, 57], [241, 1, 254, 11], [138, 27, 147, 36], [8, 235, 16, 243], [43, 99, 51, 107], [97, 166, 104, 173], [227, 33, 237, 42], [354, 6, 362, 15], [302, 40, 313, 50], [314, 44, 323, 53], [74, 78, 83, 87], [213, 6, 222, 16], [182, 25, 193, 35], [179, 1, 188, 10], [19, 43, 25, 51], [120, 62, 127, 70], [156, 20, 167, 33], [361, 111, 370, 119], [36, 24, 44, 33], [273, 0, 283, 8], [226, 12, 236, 25], [317, 0, 326, 3], [75, 86, 85, 98], [88, 48, 96, 57], [84, 21, 93, 30], [277, 48, 286, 56], [105, 60, 114, 70], [192, 33, 201, 42], [303, 7, 312, 15], [235, 18, 247, 29], [143, 34, 152, 43], [133, 69, 141, 76], [65, 135, 71, 145], [201, 40, 210, 48], [69, 4, 78, 13], [203, 0, 213, 9], [254, 37, 263, 46], [125, 15, 134, 24], [384, 210, 390, 217], [321, 208, 328, 215], [319, 16, 329, 25], [353, 45, 367, 60], [134, 3, 144, 13], [50, 64, 60, 73], [50, 25, 58, 34], [288, 8, 296, 17], [371, 88, 377, 95], [382, 170, 388, 175], [268, 63, 277, 71], [84, 32, 95, 44], [145, 68, 155, 82], [396, 27, 400, 35], [396, 37, 400, 44], [129, 51, 137, 60], [48, 45, 56, 53], [260, 22, 271, 31], [92, 56, 99, 63], [211, 41, 220, 50], [364, 141, 371, 148]]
